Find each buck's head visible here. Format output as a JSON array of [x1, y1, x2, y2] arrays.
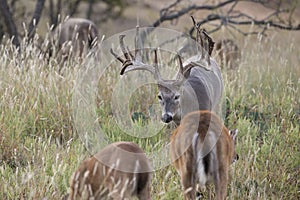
[[156, 59, 202, 124], [157, 80, 182, 124]]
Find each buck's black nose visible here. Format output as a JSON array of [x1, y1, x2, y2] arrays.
[[235, 154, 239, 161], [232, 154, 239, 163], [161, 114, 173, 123]]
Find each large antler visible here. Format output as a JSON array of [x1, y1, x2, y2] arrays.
[[191, 16, 214, 65], [111, 20, 215, 86], [110, 26, 162, 81], [175, 16, 215, 80], [175, 54, 202, 81]]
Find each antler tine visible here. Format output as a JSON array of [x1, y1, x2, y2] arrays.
[[119, 27, 140, 75], [201, 29, 209, 64], [200, 29, 214, 65], [126, 46, 134, 60], [175, 53, 184, 81], [191, 16, 197, 29], [119, 35, 130, 60], [135, 25, 142, 61], [182, 63, 199, 78], [119, 35, 135, 75], [190, 16, 215, 67], [201, 29, 214, 56], [154, 48, 158, 66], [153, 48, 163, 81], [199, 30, 205, 61], [191, 16, 204, 60], [111, 25, 164, 79], [110, 36, 131, 70], [177, 54, 184, 74], [110, 48, 124, 63]]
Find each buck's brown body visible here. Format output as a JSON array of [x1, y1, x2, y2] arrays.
[[170, 110, 237, 200], [68, 142, 152, 200]]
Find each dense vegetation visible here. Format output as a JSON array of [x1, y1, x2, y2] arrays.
[[0, 29, 299, 199]]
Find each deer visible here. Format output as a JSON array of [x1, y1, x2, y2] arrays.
[[170, 110, 238, 200], [111, 16, 223, 126], [215, 39, 241, 69], [50, 17, 99, 63], [68, 141, 152, 200]]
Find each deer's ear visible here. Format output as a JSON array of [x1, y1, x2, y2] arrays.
[[229, 129, 238, 141]]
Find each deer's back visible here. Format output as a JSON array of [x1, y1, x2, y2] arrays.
[[184, 59, 223, 112]]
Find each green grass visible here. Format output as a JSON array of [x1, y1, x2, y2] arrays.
[[0, 30, 299, 199]]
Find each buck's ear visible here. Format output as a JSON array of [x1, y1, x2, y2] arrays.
[[229, 129, 238, 141]]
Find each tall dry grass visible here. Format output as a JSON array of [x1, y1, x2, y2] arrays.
[[0, 29, 299, 199]]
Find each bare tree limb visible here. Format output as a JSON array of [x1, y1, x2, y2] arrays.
[[0, 0, 20, 47], [152, 0, 236, 27], [160, 0, 182, 17], [227, 0, 238, 14], [152, 0, 300, 37]]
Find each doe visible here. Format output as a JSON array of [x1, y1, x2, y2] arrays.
[[68, 141, 152, 200]]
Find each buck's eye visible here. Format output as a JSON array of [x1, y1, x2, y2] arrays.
[[157, 95, 162, 100], [174, 94, 180, 100]]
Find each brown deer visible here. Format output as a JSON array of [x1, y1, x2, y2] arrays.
[[50, 17, 98, 63], [111, 17, 223, 126], [170, 110, 238, 200], [215, 39, 241, 69], [68, 141, 152, 200]]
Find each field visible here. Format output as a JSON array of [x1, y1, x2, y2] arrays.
[[0, 26, 299, 200]]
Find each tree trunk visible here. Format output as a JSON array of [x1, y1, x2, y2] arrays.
[[69, 0, 81, 17], [0, 0, 20, 47], [49, 0, 62, 28], [86, 0, 94, 19], [49, 0, 55, 26], [27, 0, 46, 41]]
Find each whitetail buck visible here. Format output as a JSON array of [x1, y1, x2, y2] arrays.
[[170, 110, 238, 200], [111, 17, 223, 125], [68, 141, 152, 200], [215, 39, 241, 69], [51, 17, 98, 62]]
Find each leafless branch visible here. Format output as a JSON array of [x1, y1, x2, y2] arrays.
[[152, 0, 300, 37], [152, 0, 236, 27], [160, 0, 182, 17], [227, 0, 238, 14]]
